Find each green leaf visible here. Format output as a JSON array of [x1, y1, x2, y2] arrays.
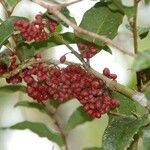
[[14, 101, 45, 112], [112, 92, 136, 115], [138, 27, 150, 39], [145, 87, 150, 100], [144, 0, 150, 4], [2, 121, 65, 146], [0, 18, 3, 23], [0, 85, 26, 93], [0, 16, 28, 46], [79, 1, 123, 49], [0, 55, 10, 66], [67, 106, 93, 129], [105, 0, 135, 19], [17, 32, 75, 60], [132, 50, 150, 71], [102, 114, 149, 150], [84, 147, 103, 150], [5, 0, 20, 11], [141, 126, 150, 150]]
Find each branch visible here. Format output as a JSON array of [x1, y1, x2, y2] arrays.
[[32, 0, 150, 111], [0, 58, 80, 79], [33, 0, 135, 57], [132, 0, 142, 91]]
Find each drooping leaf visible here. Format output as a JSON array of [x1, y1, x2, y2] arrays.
[[112, 92, 136, 116], [0, 16, 28, 46], [67, 106, 93, 129], [2, 121, 65, 146], [79, 1, 123, 49], [102, 114, 149, 150], [132, 50, 150, 71], [16, 32, 75, 60], [0, 85, 26, 93], [14, 101, 45, 112]]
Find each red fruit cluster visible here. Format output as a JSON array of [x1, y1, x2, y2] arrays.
[[22, 63, 119, 118], [103, 68, 117, 80], [78, 43, 97, 59], [15, 14, 58, 42]]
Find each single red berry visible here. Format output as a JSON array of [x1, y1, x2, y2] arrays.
[[60, 55, 66, 63], [103, 68, 110, 76], [109, 73, 117, 80]]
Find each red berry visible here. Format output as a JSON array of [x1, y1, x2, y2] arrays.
[[60, 55, 66, 63], [103, 68, 110, 76]]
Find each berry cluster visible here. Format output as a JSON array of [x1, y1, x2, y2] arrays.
[[0, 51, 22, 84], [15, 14, 58, 42], [78, 43, 97, 59], [0, 50, 119, 118], [103, 68, 117, 80], [22, 62, 119, 118]]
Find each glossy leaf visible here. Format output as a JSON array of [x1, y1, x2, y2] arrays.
[[102, 114, 149, 150], [67, 106, 93, 129], [0, 85, 26, 93], [2, 121, 65, 146], [0, 16, 27, 46], [79, 1, 123, 48], [14, 101, 45, 112], [132, 50, 150, 71], [112, 92, 136, 115]]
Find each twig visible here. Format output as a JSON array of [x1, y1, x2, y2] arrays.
[[0, 0, 10, 17], [132, 0, 142, 91], [41, 102, 69, 150], [0, 58, 80, 79], [33, 0, 135, 57]]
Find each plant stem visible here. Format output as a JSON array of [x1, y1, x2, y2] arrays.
[[42, 102, 69, 150], [0, 0, 10, 17], [132, 0, 142, 91]]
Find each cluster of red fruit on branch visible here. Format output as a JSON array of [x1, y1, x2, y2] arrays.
[[0, 50, 119, 118], [78, 43, 97, 59], [14, 14, 58, 42], [103, 68, 117, 80], [22, 61, 119, 118]]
